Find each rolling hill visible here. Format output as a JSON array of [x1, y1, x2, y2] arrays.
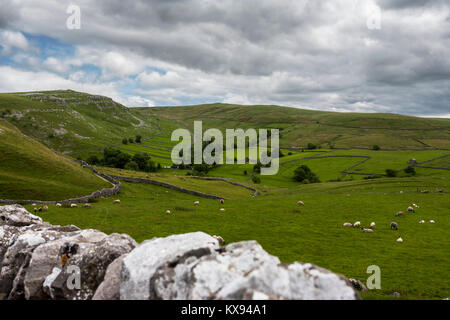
[[138, 103, 450, 150], [0, 119, 110, 200], [0, 90, 159, 155]]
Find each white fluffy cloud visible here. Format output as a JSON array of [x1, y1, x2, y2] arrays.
[[0, 30, 29, 54], [0, 0, 449, 116]]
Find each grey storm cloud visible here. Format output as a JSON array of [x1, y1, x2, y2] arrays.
[[0, 0, 449, 116]]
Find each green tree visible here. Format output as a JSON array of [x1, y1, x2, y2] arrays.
[[385, 169, 397, 177], [86, 155, 100, 165], [252, 175, 261, 184], [404, 166, 416, 176], [125, 161, 139, 171], [135, 135, 142, 143], [293, 165, 320, 183]]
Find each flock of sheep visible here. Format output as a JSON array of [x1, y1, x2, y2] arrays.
[[341, 202, 436, 243]]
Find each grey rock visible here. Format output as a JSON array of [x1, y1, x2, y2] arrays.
[[348, 278, 368, 292], [120, 232, 219, 300], [0, 205, 43, 227], [44, 233, 136, 300], [92, 255, 126, 300]]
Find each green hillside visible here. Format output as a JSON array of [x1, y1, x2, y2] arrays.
[[0, 119, 110, 200], [138, 103, 450, 150], [0, 90, 159, 155]]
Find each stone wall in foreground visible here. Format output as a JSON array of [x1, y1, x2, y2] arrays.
[[0, 204, 359, 300]]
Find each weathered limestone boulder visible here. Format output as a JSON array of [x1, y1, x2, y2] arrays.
[[120, 232, 219, 300], [24, 229, 107, 300], [0, 226, 65, 299], [1, 205, 359, 300], [148, 240, 358, 300], [0, 204, 43, 227], [349, 278, 368, 292], [43, 232, 137, 300], [0, 205, 136, 300], [92, 254, 126, 300]]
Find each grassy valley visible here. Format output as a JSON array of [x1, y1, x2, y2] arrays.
[[1, 91, 449, 299]]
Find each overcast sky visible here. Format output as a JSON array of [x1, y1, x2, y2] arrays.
[[0, 0, 449, 117]]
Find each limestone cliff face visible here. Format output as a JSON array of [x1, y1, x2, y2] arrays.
[[0, 204, 359, 300]]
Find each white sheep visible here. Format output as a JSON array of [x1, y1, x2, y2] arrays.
[[419, 220, 425, 224], [407, 206, 415, 213], [396, 237, 403, 243], [166, 210, 171, 215], [353, 221, 361, 228], [194, 201, 200, 206], [297, 201, 304, 206], [220, 208, 225, 212], [212, 235, 225, 245], [70, 203, 77, 208], [363, 228, 374, 233], [343, 223, 353, 227], [83, 203, 92, 208], [412, 203, 419, 209], [370, 222, 376, 229], [429, 220, 435, 224], [56, 203, 62, 207], [113, 199, 121, 204]]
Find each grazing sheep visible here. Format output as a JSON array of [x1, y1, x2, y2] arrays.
[[429, 220, 436, 224], [353, 221, 361, 228], [113, 199, 121, 204], [412, 203, 419, 209], [70, 204, 77, 208], [194, 201, 200, 206], [43, 205, 48, 212], [370, 222, 376, 229], [343, 223, 353, 227], [32, 203, 37, 206], [220, 208, 225, 212], [407, 206, 415, 213], [395, 211, 405, 217], [390, 222, 398, 230], [212, 235, 225, 245], [166, 210, 171, 215], [56, 203, 62, 207], [83, 203, 92, 208], [297, 201, 304, 206], [220, 199, 225, 204], [419, 220, 425, 224], [38, 207, 42, 212], [363, 228, 374, 233], [396, 237, 403, 243]]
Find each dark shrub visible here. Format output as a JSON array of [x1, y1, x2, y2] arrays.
[[385, 169, 397, 177]]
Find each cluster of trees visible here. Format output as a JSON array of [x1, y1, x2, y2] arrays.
[[385, 166, 416, 177], [122, 135, 142, 145], [86, 148, 161, 172], [293, 165, 320, 184]]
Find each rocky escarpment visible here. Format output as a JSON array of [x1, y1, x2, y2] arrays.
[[0, 205, 359, 300]]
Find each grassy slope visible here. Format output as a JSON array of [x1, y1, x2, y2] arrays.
[[138, 103, 450, 150], [0, 90, 159, 154], [29, 175, 450, 300], [1, 91, 448, 299], [0, 119, 110, 200]]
